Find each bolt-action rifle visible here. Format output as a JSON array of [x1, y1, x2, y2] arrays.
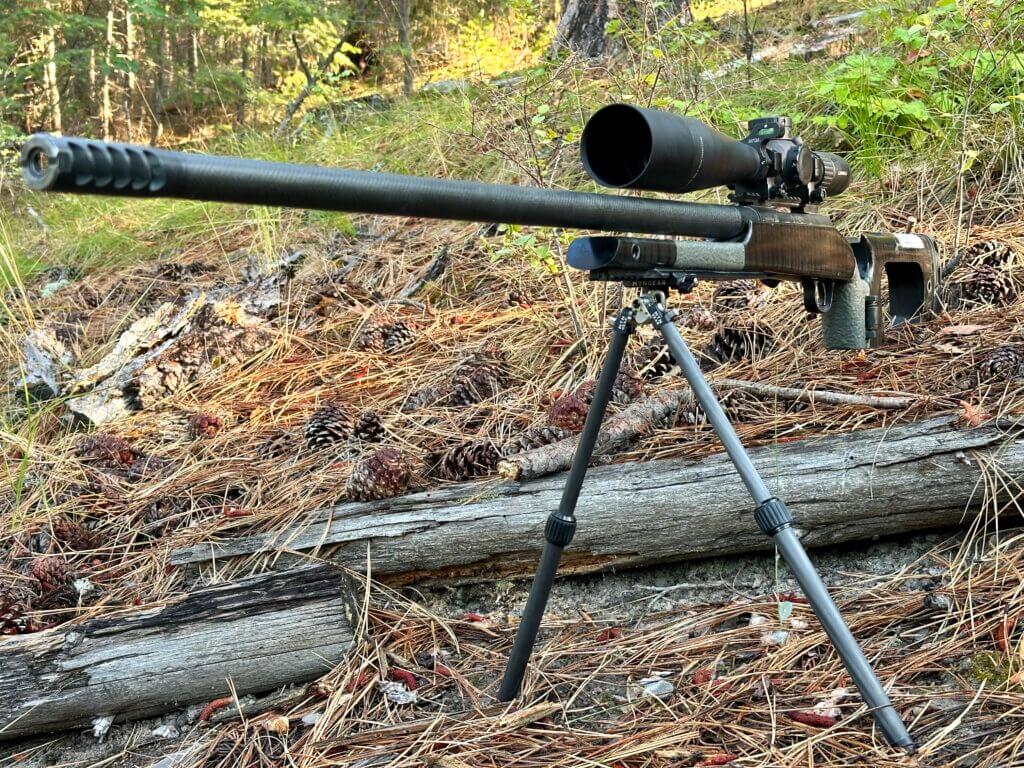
[[21, 105, 938, 752]]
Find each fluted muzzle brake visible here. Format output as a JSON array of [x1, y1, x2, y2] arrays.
[[21, 134, 173, 196]]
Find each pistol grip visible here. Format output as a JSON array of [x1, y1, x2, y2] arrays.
[[821, 278, 871, 350]]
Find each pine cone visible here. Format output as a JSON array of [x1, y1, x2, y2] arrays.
[[75, 434, 137, 468], [437, 440, 500, 480], [352, 411, 385, 443], [502, 425, 573, 455], [51, 518, 99, 552], [712, 280, 759, 310], [308, 270, 354, 315], [346, 447, 413, 501], [142, 497, 188, 537], [354, 312, 415, 353], [959, 239, 1015, 269], [506, 288, 529, 307], [189, 412, 224, 438], [402, 385, 448, 413], [957, 265, 1016, 307], [305, 403, 354, 450], [449, 345, 509, 406], [30, 556, 76, 610], [635, 341, 677, 380], [577, 367, 644, 406], [157, 261, 212, 281], [704, 324, 774, 366], [977, 345, 1024, 383], [258, 429, 299, 460], [548, 393, 590, 432], [0, 581, 31, 634], [679, 305, 718, 331]]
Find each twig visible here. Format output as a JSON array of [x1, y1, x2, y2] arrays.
[[499, 389, 692, 481], [715, 379, 919, 409], [398, 247, 449, 299]]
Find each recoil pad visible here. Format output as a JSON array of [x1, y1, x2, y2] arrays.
[[21, 134, 173, 195]]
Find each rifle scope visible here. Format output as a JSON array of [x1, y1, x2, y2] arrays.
[[580, 104, 851, 201]]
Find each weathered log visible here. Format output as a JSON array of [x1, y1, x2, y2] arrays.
[[171, 417, 1022, 582], [0, 566, 357, 742], [14, 326, 73, 399]]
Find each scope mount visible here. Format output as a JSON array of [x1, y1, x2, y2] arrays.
[[729, 116, 835, 211]]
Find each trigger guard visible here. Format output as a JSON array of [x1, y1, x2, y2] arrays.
[[803, 279, 836, 314]]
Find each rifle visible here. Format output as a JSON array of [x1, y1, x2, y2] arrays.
[[21, 106, 935, 752]]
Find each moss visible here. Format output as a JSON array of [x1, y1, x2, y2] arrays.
[[966, 653, 1012, 686]]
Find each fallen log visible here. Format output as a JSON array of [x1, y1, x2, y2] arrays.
[[171, 417, 1023, 582], [0, 566, 357, 742]]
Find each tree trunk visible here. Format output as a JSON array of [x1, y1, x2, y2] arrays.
[[43, 20, 62, 132], [188, 30, 198, 87], [102, 9, 114, 140], [237, 35, 250, 127], [397, 0, 414, 95], [550, 0, 691, 58], [123, 1, 135, 139], [259, 30, 270, 88], [88, 47, 98, 131], [0, 566, 357, 742], [151, 13, 168, 144], [172, 417, 1022, 583], [550, 0, 623, 58]]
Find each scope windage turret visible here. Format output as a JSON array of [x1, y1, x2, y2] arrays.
[[580, 104, 851, 204]]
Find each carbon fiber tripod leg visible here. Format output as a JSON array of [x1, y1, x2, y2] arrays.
[[497, 307, 635, 702], [641, 294, 915, 753]]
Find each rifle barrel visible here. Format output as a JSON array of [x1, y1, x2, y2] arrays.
[[21, 134, 747, 240]]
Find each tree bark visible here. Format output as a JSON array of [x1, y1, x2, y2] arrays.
[[172, 417, 1022, 583], [151, 11, 168, 144], [102, 9, 114, 140], [0, 566, 358, 742], [88, 47, 98, 131], [550, 0, 692, 58], [397, 0, 414, 96], [237, 34, 250, 127], [123, 1, 135, 139], [550, 0, 622, 58], [188, 29, 199, 88], [43, 16, 62, 133]]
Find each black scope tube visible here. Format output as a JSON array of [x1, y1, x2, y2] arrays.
[[21, 134, 748, 241]]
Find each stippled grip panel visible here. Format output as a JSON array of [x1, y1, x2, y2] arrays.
[[21, 134, 176, 195]]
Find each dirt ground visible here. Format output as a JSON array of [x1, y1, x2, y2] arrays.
[[3, 528, 956, 768]]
